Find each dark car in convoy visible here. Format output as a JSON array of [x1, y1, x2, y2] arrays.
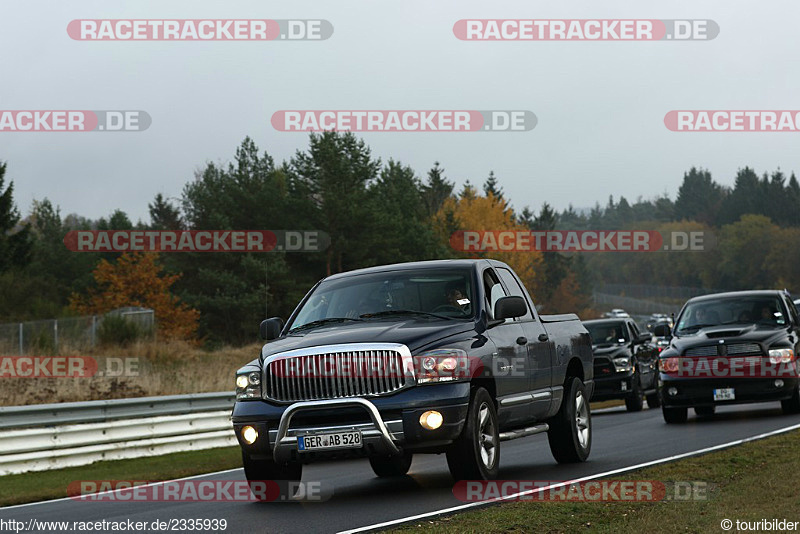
[[583, 318, 659, 411], [656, 290, 800, 423], [232, 259, 593, 496]]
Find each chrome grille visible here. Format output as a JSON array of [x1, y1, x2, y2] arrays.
[[684, 345, 718, 357], [264, 346, 411, 402], [726, 343, 762, 356]]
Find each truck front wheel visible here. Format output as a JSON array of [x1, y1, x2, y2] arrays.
[[446, 387, 500, 480], [369, 453, 413, 477], [241, 451, 302, 502], [548, 376, 592, 463]]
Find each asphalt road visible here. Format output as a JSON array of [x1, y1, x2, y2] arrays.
[[3, 402, 800, 534]]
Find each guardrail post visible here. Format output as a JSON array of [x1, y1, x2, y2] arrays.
[[18, 323, 23, 355]]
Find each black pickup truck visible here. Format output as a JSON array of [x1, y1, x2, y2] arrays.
[[232, 259, 593, 495], [656, 290, 800, 423], [583, 318, 659, 411]]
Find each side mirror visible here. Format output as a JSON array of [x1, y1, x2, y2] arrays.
[[635, 333, 652, 344], [260, 317, 284, 341], [494, 296, 528, 320], [653, 324, 671, 338]]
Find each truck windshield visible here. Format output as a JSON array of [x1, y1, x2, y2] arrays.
[[675, 296, 788, 334], [289, 268, 475, 331], [585, 322, 629, 345]]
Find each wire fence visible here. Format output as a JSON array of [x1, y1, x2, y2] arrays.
[[0, 308, 154, 356]]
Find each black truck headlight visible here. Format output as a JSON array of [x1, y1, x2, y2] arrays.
[[236, 371, 262, 399], [414, 349, 471, 384], [613, 357, 633, 372]]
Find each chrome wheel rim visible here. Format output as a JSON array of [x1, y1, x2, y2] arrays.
[[477, 402, 497, 468], [575, 391, 590, 448]]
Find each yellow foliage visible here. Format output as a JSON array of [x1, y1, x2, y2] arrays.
[[70, 253, 200, 342], [433, 189, 543, 299]]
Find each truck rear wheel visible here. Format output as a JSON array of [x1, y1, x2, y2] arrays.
[[241, 451, 302, 502], [369, 453, 413, 477], [645, 391, 661, 408], [547, 376, 591, 463], [625, 377, 644, 412], [446, 387, 500, 480]]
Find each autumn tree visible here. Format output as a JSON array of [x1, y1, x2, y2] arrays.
[[432, 184, 543, 298], [70, 252, 200, 341]]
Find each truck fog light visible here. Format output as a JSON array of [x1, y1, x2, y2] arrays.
[[668, 387, 678, 396], [775, 379, 784, 388], [242, 425, 258, 444], [419, 410, 443, 430], [236, 375, 249, 389]]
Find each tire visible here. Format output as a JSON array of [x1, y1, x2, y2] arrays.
[[781, 383, 800, 414], [625, 376, 644, 412], [446, 387, 500, 480], [241, 451, 302, 502], [662, 406, 688, 424], [547, 376, 592, 463], [694, 406, 715, 417], [645, 391, 661, 408], [369, 453, 413, 477]]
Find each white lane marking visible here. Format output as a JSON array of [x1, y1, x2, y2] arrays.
[[338, 421, 800, 534], [0, 468, 242, 511]]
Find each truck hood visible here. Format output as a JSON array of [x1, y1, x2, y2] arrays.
[[259, 318, 475, 360], [668, 324, 791, 354], [592, 344, 629, 358]]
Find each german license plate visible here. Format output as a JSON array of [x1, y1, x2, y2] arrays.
[[297, 430, 362, 452], [713, 388, 735, 401], [620, 381, 627, 391]]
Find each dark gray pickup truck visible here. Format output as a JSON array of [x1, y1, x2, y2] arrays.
[[232, 259, 593, 496]]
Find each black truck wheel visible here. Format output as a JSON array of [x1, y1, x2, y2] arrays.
[[242, 451, 302, 502], [694, 406, 716, 417], [548, 376, 592, 463], [662, 406, 688, 424], [625, 371, 645, 412], [645, 391, 661, 408], [369, 453, 413, 477], [446, 387, 500, 480], [782, 383, 800, 414]]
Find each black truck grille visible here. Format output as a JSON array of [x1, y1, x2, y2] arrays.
[[264, 349, 409, 402]]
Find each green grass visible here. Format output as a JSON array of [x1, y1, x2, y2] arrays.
[[0, 447, 242, 507], [393, 429, 800, 533]]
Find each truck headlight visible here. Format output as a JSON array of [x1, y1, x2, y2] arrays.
[[769, 348, 795, 364], [613, 357, 633, 372], [236, 371, 262, 399], [414, 349, 471, 384]]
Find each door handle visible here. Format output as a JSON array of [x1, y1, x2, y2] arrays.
[[538, 333, 549, 342], [516, 336, 528, 345]]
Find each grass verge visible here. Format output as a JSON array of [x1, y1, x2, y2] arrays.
[[0, 447, 242, 507], [393, 428, 800, 533]]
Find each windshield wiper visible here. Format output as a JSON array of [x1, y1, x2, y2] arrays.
[[360, 309, 452, 320], [288, 317, 363, 333]]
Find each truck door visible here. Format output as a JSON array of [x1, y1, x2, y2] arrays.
[[496, 266, 554, 420], [482, 268, 530, 428]]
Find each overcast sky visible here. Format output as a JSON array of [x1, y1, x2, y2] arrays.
[[2, 1, 799, 223]]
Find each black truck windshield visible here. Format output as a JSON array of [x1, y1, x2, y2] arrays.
[[289, 268, 475, 331], [585, 322, 629, 345], [676, 296, 788, 334]]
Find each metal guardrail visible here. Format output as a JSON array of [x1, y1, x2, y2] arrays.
[[0, 391, 234, 429], [0, 392, 237, 475]]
